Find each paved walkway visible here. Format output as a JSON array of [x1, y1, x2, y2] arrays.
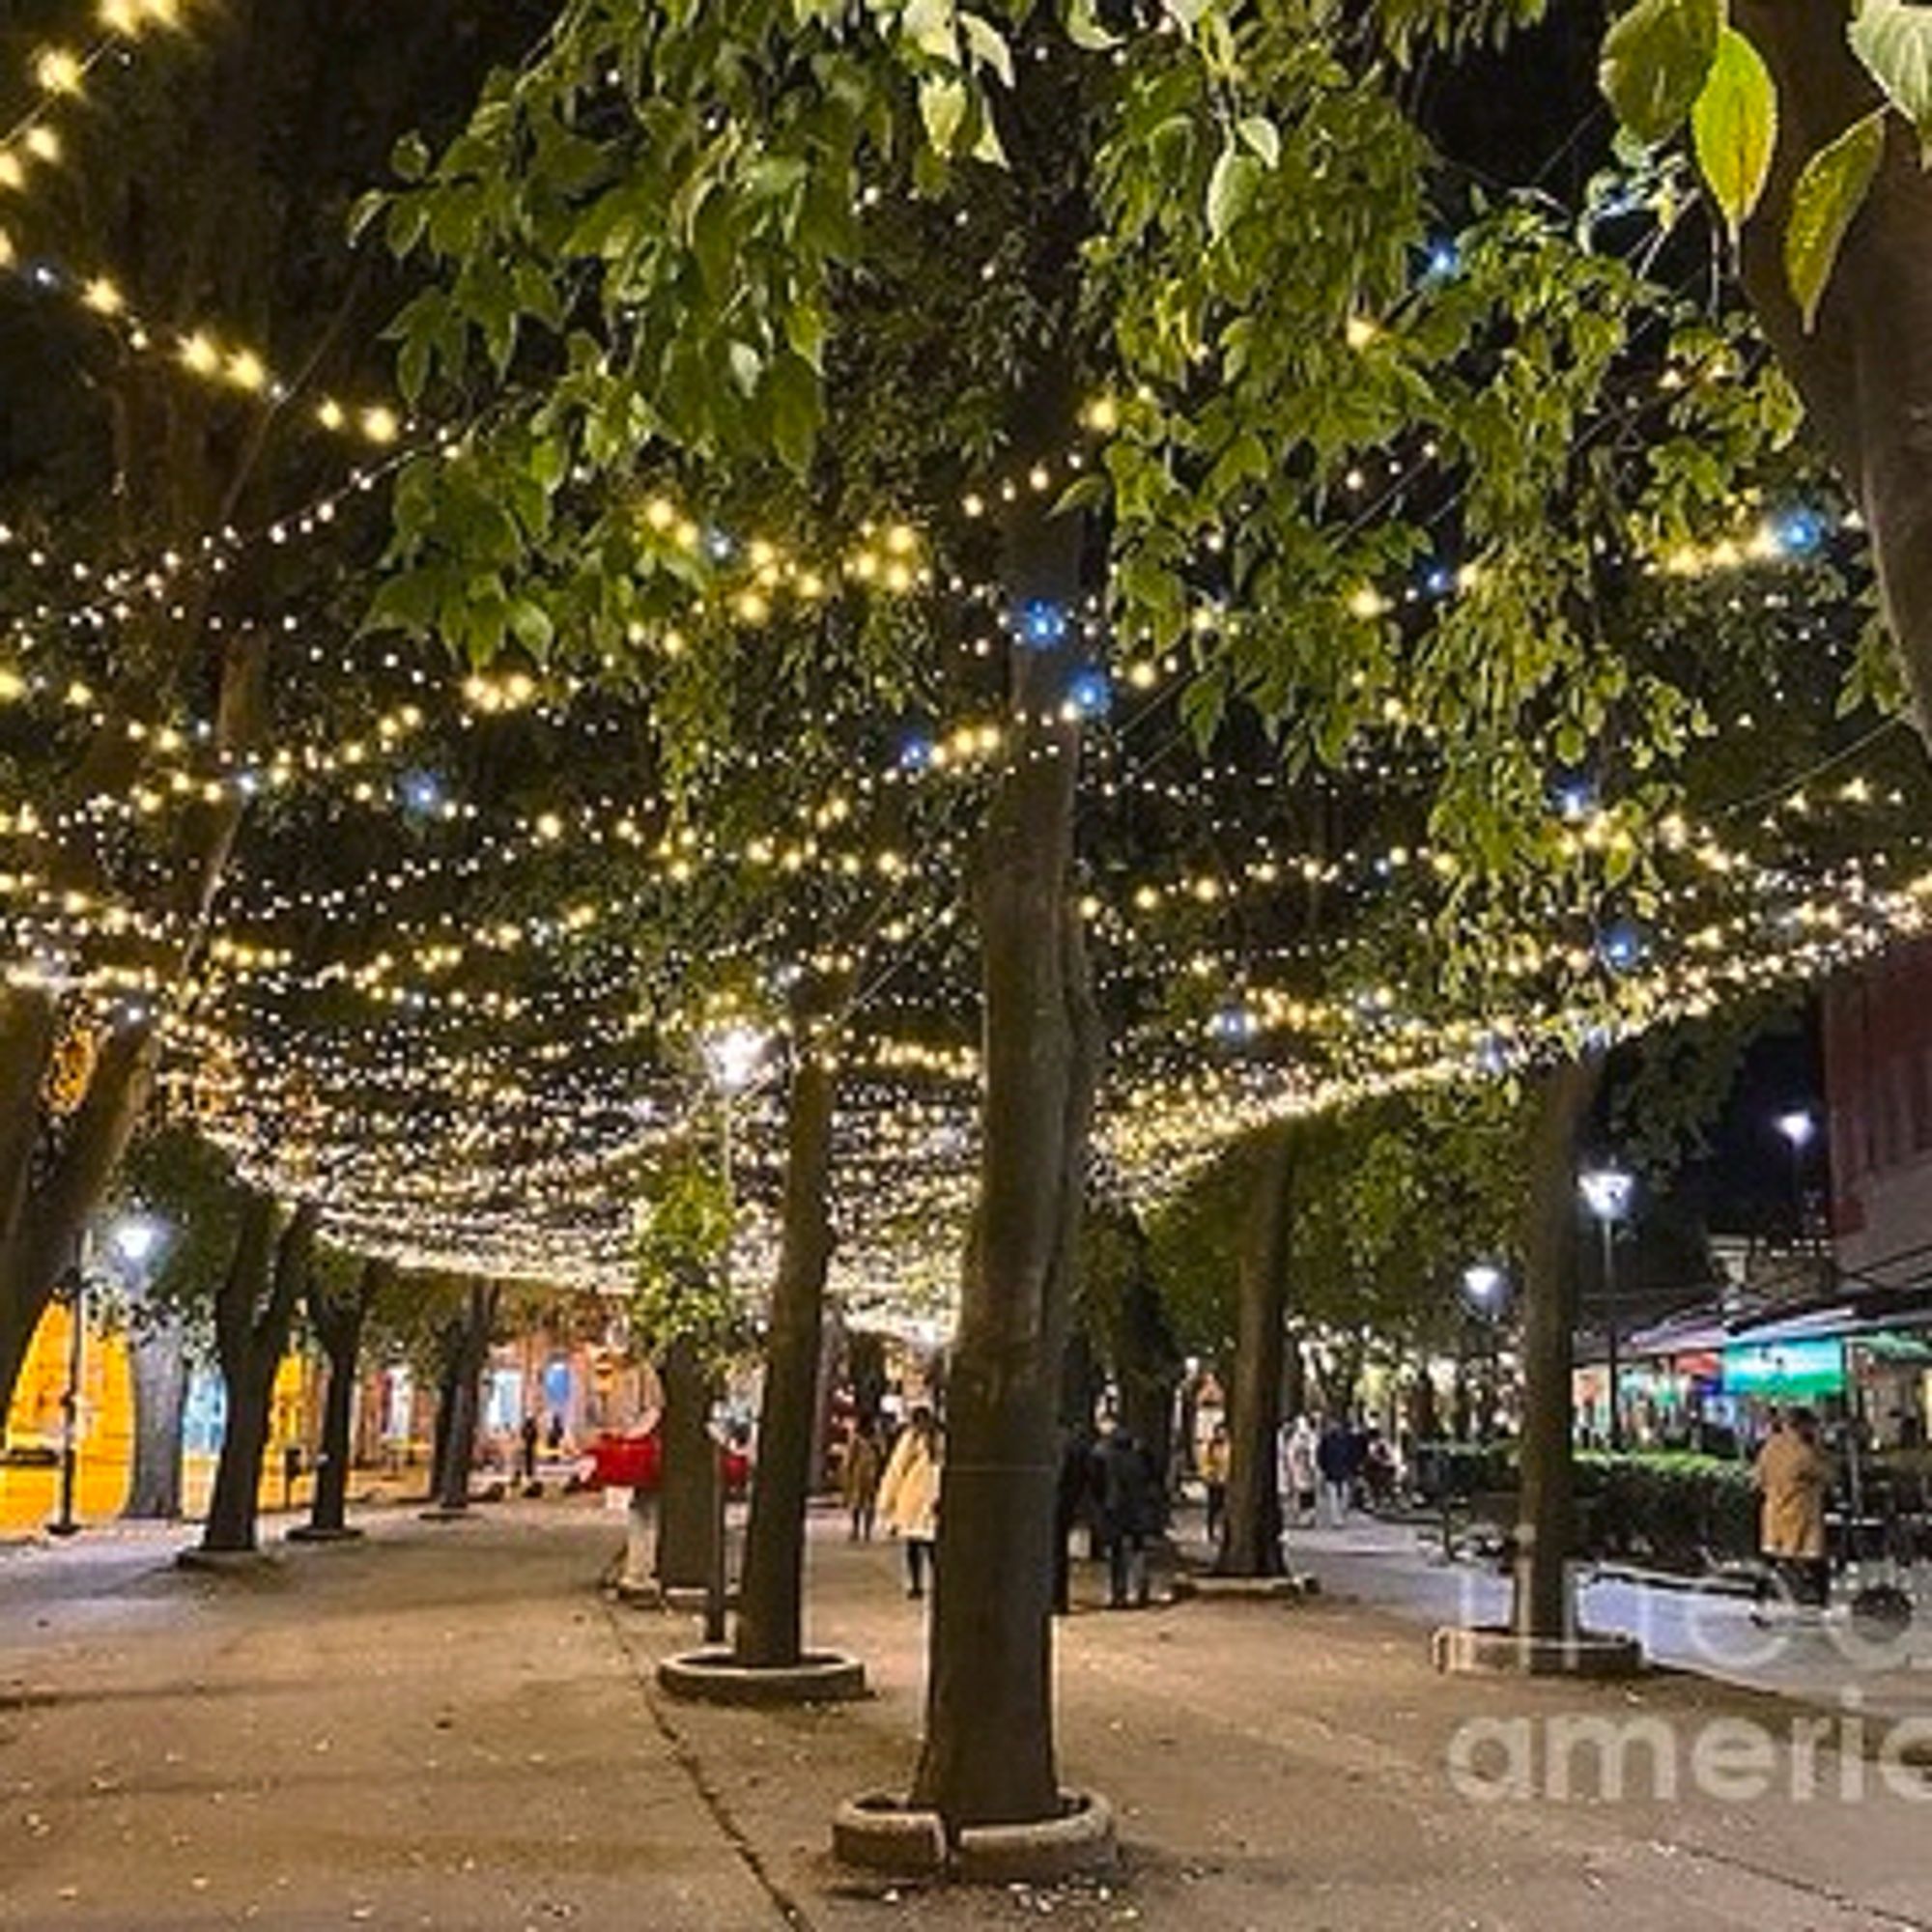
[[4, 1496, 1932, 1928], [1277, 1518, 1932, 1723]]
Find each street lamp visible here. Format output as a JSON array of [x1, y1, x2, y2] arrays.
[[110, 1212, 166, 1269], [1774, 1108, 1817, 1244], [1462, 1263, 1506, 1308], [697, 1023, 768, 1643], [48, 1212, 170, 1539], [1578, 1166, 1634, 1452]]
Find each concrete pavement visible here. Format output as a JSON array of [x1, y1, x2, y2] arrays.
[[1279, 1518, 1932, 1724], [3, 1496, 1932, 1928]]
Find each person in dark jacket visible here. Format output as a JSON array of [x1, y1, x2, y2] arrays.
[[1093, 1422, 1164, 1607], [1317, 1420, 1355, 1526], [1053, 1424, 1097, 1614]]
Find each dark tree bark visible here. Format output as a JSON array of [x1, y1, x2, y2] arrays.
[[1217, 1125, 1294, 1578], [735, 972, 848, 1669], [810, 1300, 847, 1496], [202, 1195, 319, 1553], [1112, 1217, 1181, 1484], [1058, 1321, 1103, 1432], [124, 1295, 187, 1520], [433, 1281, 498, 1515], [1730, 4, 1932, 740], [848, 1329, 888, 1429], [655, 1335, 715, 1589], [307, 1258, 390, 1535], [0, 1016, 156, 1430], [911, 450, 1101, 1836], [1512, 1055, 1604, 1641]]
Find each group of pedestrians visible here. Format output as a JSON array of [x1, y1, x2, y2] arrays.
[[1276, 1413, 1394, 1525], [837, 1406, 941, 1598]]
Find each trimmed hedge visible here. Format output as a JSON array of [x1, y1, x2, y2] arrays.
[[1409, 1441, 1757, 1567]]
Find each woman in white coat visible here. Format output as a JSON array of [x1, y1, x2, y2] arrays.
[[876, 1406, 942, 1598]]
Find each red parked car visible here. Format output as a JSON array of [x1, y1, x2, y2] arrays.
[[580, 1427, 752, 1495]]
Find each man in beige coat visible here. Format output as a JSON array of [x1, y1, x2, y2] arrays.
[[1753, 1406, 1832, 1608]]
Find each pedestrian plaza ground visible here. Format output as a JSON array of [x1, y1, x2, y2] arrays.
[[3, 1496, 1931, 1929]]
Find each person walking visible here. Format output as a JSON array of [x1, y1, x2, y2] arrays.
[[877, 1405, 941, 1598], [1094, 1421, 1164, 1608], [1053, 1422, 1097, 1614], [1317, 1418, 1353, 1527], [519, 1414, 539, 1485], [1281, 1415, 1318, 1527], [1754, 1406, 1832, 1609], [1200, 1423, 1231, 1548], [840, 1418, 884, 1542]]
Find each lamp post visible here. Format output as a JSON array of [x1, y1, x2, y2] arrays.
[[1578, 1167, 1635, 1453], [45, 1213, 165, 1539], [1774, 1108, 1817, 1245], [698, 1023, 767, 1645], [1460, 1265, 1506, 1440]]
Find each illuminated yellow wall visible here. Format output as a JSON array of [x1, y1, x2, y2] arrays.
[[2, 1306, 313, 1534], [0, 1303, 134, 1530]]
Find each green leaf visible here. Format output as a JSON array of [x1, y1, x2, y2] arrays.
[[920, 75, 968, 154], [1065, 0, 1120, 50], [727, 339, 763, 395], [1691, 28, 1776, 240], [1599, 0, 1723, 145], [347, 188, 387, 246], [1206, 143, 1261, 240], [1051, 472, 1110, 517], [391, 131, 431, 183], [764, 352, 822, 475], [1850, 0, 1932, 155], [1237, 114, 1281, 169], [903, 0, 958, 61], [509, 598, 555, 658], [960, 12, 1014, 87], [1785, 108, 1886, 330]]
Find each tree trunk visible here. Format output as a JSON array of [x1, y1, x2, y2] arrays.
[[1114, 1223, 1179, 1486], [810, 1301, 846, 1496], [0, 1017, 155, 1428], [911, 453, 1099, 1836], [655, 1335, 714, 1589], [1218, 1125, 1294, 1577], [202, 1195, 318, 1553], [735, 977, 846, 1669], [434, 1281, 497, 1514], [1512, 1054, 1604, 1641], [849, 1330, 887, 1429], [308, 1259, 387, 1534], [124, 1303, 187, 1520]]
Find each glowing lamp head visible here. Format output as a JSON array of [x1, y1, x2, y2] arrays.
[[1463, 1263, 1505, 1306], [1775, 1109, 1817, 1151], [703, 1024, 768, 1094], [110, 1212, 166, 1267], [1578, 1166, 1634, 1224]]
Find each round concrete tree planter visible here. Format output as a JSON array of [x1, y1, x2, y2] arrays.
[[657, 1648, 867, 1707], [1431, 1624, 1644, 1679], [1172, 1572, 1319, 1603], [175, 1548, 279, 1577], [831, 1789, 1116, 1884]]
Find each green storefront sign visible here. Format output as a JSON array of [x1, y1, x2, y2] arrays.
[[1720, 1338, 1845, 1401]]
